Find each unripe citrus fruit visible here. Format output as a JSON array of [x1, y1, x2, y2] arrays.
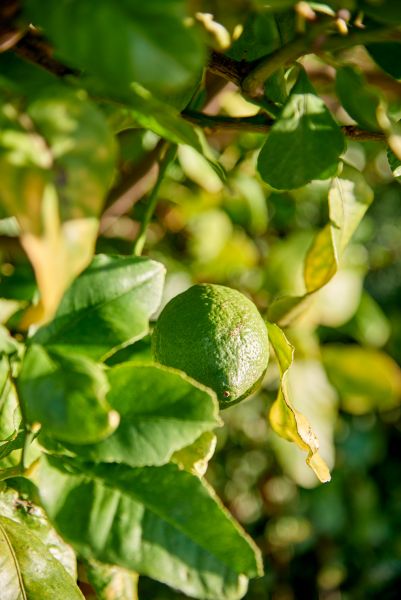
[[152, 284, 269, 407]]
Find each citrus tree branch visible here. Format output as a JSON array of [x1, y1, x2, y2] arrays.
[[242, 25, 401, 97], [14, 27, 78, 76], [182, 110, 385, 142]]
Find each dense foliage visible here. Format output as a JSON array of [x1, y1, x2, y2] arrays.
[[1, 1, 401, 598]]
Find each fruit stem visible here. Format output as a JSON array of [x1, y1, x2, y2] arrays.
[[133, 143, 177, 256]]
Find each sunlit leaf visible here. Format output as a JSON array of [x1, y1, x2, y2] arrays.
[[0, 487, 77, 579], [0, 516, 84, 599], [172, 431, 217, 477], [269, 358, 338, 488], [305, 166, 373, 292], [32, 255, 165, 361], [258, 68, 344, 190], [0, 356, 20, 443], [266, 322, 331, 483]]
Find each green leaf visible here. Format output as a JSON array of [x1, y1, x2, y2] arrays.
[[85, 559, 138, 600], [0, 85, 116, 323], [129, 84, 203, 149], [0, 327, 21, 358], [0, 354, 22, 466], [366, 42, 401, 79], [266, 322, 331, 483], [127, 84, 224, 177], [32, 255, 165, 361], [257, 68, 344, 190], [24, 0, 205, 97], [0, 487, 77, 579], [387, 146, 401, 180], [17, 345, 119, 444], [335, 66, 382, 132], [0, 515, 84, 600], [359, 0, 401, 24], [32, 455, 263, 600], [227, 12, 281, 61], [322, 345, 401, 414], [0, 357, 20, 443], [66, 363, 221, 467]]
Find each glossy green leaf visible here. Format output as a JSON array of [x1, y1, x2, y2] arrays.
[[66, 363, 221, 467], [322, 345, 401, 414], [266, 322, 331, 483], [85, 559, 138, 600], [17, 345, 119, 444], [0, 487, 77, 579], [33, 455, 262, 600], [258, 69, 344, 190], [32, 255, 165, 360], [336, 66, 382, 131], [0, 515, 84, 600], [24, 0, 205, 97]]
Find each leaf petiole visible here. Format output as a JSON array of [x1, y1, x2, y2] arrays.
[[133, 143, 177, 256]]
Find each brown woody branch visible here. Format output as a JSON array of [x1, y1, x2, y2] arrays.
[[13, 27, 78, 77], [182, 110, 385, 142]]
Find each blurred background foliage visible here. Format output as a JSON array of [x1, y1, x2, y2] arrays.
[[2, 1, 401, 599]]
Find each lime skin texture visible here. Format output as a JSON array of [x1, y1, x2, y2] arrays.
[[152, 284, 269, 407]]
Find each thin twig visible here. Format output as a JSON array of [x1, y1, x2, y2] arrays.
[[14, 27, 78, 77], [243, 24, 401, 97], [133, 144, 177, 256]]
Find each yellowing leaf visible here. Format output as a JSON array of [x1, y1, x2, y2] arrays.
[[267, 322, 331, 483], [172, 431, 217, 477], [20, 187, 99, 325], [304, 225, 337, 292], [269, 166, 373, 326], [0, 86, 116, 325]]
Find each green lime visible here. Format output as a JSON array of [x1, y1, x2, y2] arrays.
[[152, 284, 269, 407]]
